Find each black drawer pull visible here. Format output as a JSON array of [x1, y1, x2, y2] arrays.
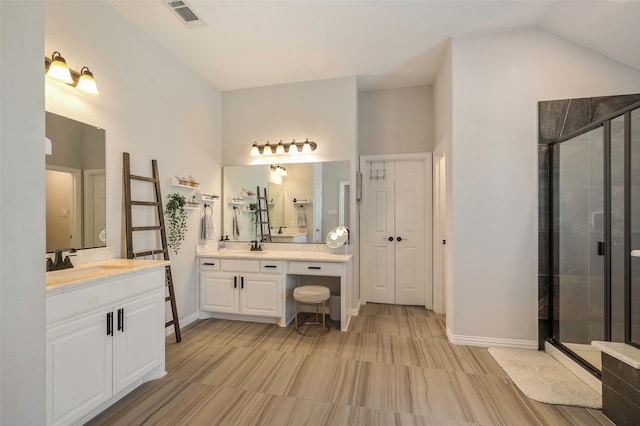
[[106, 312, 113, 336], [264, 265, 277, 269], [308, 266, 321, 270], [203, 262, 216, 266], [234, 276, 237, 289], [117, 308, 124, 332], [241, 276, 245, 289]]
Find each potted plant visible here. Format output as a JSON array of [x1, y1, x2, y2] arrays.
[[165, 193, 188, 254]]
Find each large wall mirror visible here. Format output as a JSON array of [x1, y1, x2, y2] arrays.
[[45, 112, 106, 252], [223, 161, 350, 243]]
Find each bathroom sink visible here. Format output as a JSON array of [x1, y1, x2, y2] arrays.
[[230, 251, 268, 255]]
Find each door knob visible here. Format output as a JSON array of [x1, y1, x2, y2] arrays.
[[388, 236, 394, 241]]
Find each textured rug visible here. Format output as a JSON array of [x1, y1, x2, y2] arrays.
[[489, 347, 601, 409]]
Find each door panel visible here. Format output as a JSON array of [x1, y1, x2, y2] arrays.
[[395, 161, 426, 305], [200, 273, 238, 313], [365, 162, 395, 303]]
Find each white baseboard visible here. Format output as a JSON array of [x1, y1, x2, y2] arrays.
[[351, 300, 361, 316], [165, 311, 199, 336], [446, 328, 537, 350]]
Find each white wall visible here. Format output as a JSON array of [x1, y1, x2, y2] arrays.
[[359, 85, 434, 155], [448, 28, 640, 347], [1, 2, 46, 423], [222, 76, 360, 308], [45, 1, 223, 324]]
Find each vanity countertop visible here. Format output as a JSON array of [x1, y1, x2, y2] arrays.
[[46, 258, 169, 294], [197, 248, 352, 263]]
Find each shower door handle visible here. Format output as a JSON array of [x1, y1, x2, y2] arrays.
[[597, 241, 605, 256], [631, 250, 640, 257]]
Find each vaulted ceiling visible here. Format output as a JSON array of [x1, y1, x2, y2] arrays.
[[108, 1, 640, 91]]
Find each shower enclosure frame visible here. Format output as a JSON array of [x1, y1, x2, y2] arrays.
[[546, 100, 640, 377]]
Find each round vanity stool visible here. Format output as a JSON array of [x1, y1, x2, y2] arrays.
[[293, 285, 330, 336]]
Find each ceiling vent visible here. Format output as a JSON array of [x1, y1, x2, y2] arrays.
[[163, 0, 205, 28]]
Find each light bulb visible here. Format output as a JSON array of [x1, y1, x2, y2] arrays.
[[263, 142, 272, 155], [250, 142, 260, 156], [46, 52, 74, 84], [275, 141, 285, 155]]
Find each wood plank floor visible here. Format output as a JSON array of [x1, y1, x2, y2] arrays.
[[88, 304, 613, 425]]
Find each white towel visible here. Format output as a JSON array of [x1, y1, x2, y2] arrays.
[[297, 205, 307, 227], [201, 205, 215, 240]]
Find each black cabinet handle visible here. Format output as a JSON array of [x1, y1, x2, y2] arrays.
[[396, 237, 403, 242], [117, 308, 124, 332], [388, 237, 394, 241], [308, 266, 321, 270], [106, 312, 113, 336], [203, 262, 216, 266], [234, 276, 237, 289], [442, 240, 446, 245], [241, 276, 245, 289], [264, 265, 277, 269]]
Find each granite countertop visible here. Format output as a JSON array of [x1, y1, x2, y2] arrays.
[[46, 258, 169, 294], [197, 248, 352, 263]]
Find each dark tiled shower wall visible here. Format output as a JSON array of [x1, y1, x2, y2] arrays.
[[537, 94, 640, 349]]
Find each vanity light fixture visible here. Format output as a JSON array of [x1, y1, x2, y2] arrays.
[[270, 164, 287, 176], [45, 52, 100, 95], [249, 138, 317, 156]]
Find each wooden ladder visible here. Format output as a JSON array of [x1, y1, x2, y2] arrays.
[[256, 186, 272, 243], [122, 152, 181, 343]]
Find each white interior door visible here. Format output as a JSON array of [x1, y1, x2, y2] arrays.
[[362, 156, 430, 306], [394, 160, 426, 305], [364, 161, 395, 304], [433, 152, 447, 314]]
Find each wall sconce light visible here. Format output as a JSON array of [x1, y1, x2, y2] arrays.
[[270, 164, 287, 176], [250, 138, 317, 156], [45, 52, 100, 95]]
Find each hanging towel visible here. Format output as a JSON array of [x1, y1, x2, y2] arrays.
[[201, 204, 215, 240], [297, 205, 307, 227], [233, 206, 240, 237]]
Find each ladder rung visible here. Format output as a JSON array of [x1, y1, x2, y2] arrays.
[[130, 174, 157, 183], [165, 296, 171, 302], [132, 226, 161, 231], [165, 320, 174, 327], [134, 249, 165, 257], [131, 201, 160, 206]]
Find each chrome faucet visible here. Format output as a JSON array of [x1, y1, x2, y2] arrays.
[[47, 248, 76, 271]]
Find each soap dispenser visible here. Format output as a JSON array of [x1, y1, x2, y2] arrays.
[[218, 236, 226, 250]]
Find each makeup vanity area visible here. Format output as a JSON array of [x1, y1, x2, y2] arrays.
[[197, 245, 353, 331], [208, 161, 355, 330]]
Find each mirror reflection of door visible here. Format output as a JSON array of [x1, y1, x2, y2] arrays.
[[45, 167, 81, 252], [83, 169, 106, 247]]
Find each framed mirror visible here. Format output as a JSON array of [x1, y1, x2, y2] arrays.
[[223, 161, 350, 243], [45, 112, 106, 252]]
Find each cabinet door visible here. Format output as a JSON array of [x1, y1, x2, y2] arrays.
[[113, 290, 164, 394], [47, 309, 112, 426], [240, 273, 281, 317], [200, 272, 238, 313]]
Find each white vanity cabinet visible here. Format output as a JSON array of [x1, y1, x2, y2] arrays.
[[199, 258, 283, 319], [46, 267, 165, 426]]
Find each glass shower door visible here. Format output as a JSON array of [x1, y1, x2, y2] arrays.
[[553, 125, 605, 369], [630, 108, 640, 347]]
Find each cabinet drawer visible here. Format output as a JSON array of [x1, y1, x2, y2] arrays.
[[288, 261, 343, 277], [199, 258, 220, 270], [220, 259, 259, 273], [260, 261, 283, 273]]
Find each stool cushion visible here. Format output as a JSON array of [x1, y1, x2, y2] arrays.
[[294, 285, 330, 303]]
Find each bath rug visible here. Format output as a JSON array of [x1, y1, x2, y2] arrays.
[[489, 347, 601, 409]]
